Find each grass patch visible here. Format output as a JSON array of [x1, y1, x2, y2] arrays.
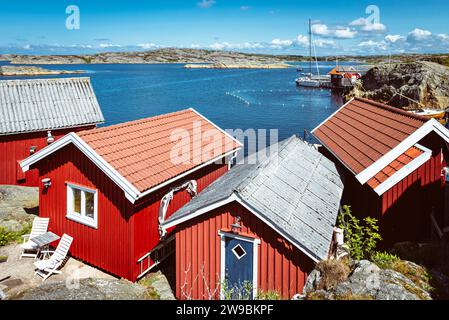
[[0, 255, 8, 263], [315, 258, 351, 291], [138, 274, 161, 300], [0, 223, 32, 247], [372, 251, 433, 293], [256, 290, 281, 300]]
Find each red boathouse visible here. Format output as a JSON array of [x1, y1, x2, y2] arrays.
[[312, 97, 449, 244], [20, 109, 241, 281], [0, 78, 104, 187], [161, 136, 344, 300]]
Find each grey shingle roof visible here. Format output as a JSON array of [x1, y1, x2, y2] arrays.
[[163, 135, 344, 261], [0, 77, 104, 135]]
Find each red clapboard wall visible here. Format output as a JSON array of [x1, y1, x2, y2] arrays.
[[340, 132, 446, 245], [174, 201, 314, 300], [34, 142, 229, 281], [0, 127, 95, 187]]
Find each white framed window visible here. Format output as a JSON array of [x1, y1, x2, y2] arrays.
[[66, 183, 98, 228], [232, 244, 247, 260]]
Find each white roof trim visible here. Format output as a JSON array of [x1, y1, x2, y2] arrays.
[[373, 144, 432, 196], [311, 98, 355, 135], [189, 108, 244, 148], [20, 132, 141, 202], [356, 119, 449, 184], [20, 132, 241, 204], [162, 192, 323, 262]]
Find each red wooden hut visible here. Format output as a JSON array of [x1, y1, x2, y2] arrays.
[[20, 109, 241, 281], [312, 97, 449, 245], [161, 136, 344, 300], [0, 78, 104, 187]]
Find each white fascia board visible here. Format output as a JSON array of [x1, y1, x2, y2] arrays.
[[135, 148, 241, 201], [188, 108, 244, 148], [310, 98, 355, 134], [356, 120, 440, 185], [20, 132, 241, 204], [20, 132, 141, 203], [373, 144, 432, 196], [161, 190, 323, 262], [160, 193, 238, 230]]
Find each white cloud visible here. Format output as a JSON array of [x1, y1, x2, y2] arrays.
[[137, 43, 158, 49], [271, 38, 293, 47], [358, 40, 387, 51], [23, 44, 32, 50], [350, 17, 386, 33], [296, 35, 309, 46], [334, 28, 357, 39], [407, 28, 432, 42], [240, 6, 250, 11], [437, 34, 449, 41], [361, 23, 387, 32], [349, 18, 368, 27], [315, 39, 336, 48], [385, 34, 405, 43], [99, 43, 121, 48], [210, 41, 263, 50], [312, 24, 331, 36], [197, 0, 216, 9]]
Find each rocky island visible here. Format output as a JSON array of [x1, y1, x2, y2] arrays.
[[184, 62, 292, 69], [346, 61, 449, 110], [0, 66, 84, 76]]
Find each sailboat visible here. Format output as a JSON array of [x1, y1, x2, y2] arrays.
[[296, 19, 330, 88]]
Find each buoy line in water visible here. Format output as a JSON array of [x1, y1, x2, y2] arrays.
[[225, 89, 297, 107]]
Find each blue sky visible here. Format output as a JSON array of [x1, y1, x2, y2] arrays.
[[1, 0, 448, 55]]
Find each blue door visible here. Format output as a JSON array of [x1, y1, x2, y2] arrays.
[[224, 237, 254, 299]]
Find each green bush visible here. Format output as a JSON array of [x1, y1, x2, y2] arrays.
[[338, 206, 382, 260], [256, 290, 281, 300], [0, 223, 32, 247], [371, 251, 400, 269]]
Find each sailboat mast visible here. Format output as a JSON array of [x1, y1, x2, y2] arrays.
[[309, 19, 312, 74]]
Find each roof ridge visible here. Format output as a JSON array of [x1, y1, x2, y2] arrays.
[[354, 97, 428, 122], [235, 135, 298, 192], [79, 108, 193, 136], [0, 77, 91, 84]]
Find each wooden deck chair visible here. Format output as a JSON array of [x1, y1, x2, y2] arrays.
[[20, 217, 50, 259], [34, 234, 73, 282]]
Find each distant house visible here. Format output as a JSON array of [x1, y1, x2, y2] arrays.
[[0, 78, 104, 187], [328, 66, 361, 88], [20, 109, 241, 281], [312, 97, 449, 245], [161, 136, 344, 300]]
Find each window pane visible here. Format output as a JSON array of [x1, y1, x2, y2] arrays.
[[85, 191, 95, 219], [72, 188, 81, 214]]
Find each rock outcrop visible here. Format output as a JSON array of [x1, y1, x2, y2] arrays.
[[0, 186, 38, 232], [184, 62, 292, 69], [303, 260, 432, 300], [346, 61, 449, 110]]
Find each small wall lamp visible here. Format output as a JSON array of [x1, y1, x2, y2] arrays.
[[29, 146, 37, 155], [230, 216, 242, 233], [42, 178, 52, 188], [46, 131, 55, 144]]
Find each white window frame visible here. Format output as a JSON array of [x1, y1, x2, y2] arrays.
[[66, 183, 98, 229], [218, 231, 260, 299]]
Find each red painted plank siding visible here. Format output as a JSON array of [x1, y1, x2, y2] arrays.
[[0, 126, 94, 187], [33, 140, 229, 281], [129, 163, 229, 281], [174, 201, 314, 300], [340, 133, 447, 245], [36, 144, 135, 279]]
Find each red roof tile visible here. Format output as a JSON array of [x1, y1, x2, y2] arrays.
[[312, 98, 427, 175], [367, 146, 424, 189], [78, 109, 240, 193]]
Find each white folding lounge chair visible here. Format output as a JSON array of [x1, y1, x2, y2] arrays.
[[20, 217, 50, 259], [34, 234, 73, 282]]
